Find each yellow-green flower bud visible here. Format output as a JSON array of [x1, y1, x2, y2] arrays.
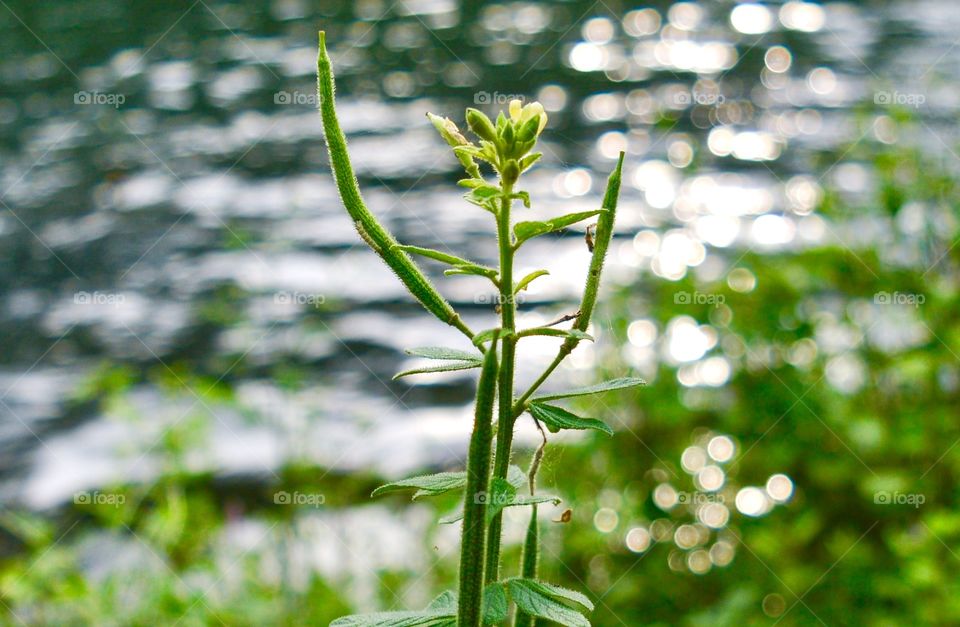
[[466, 108, 497, 142], [501, 159, 520, 185]]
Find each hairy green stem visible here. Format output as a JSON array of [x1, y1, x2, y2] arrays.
[[458, 336, 500, 626], [512, 152, 625, 415], [316, 32, 474, 341], [514, 507, 540, 627], [485, 180, 517, 583]]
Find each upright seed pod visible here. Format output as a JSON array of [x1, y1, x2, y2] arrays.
[[572, 151, 624, 335], [317, 32, 474, 340], [458, 336, 500, 627]]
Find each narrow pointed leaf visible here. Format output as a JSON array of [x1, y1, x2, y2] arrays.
[[516, 328, 593, 342], [513, 190, 532, 207], [531, 377, 645, 402], [396, 245, 474, 267], [508, 578, 594, 613], [442, 477, 559, 524], [330, 612, 455, 626], [514, 210, 604, 245], [515, 270, 549, 294], [444, 264, 499, 279], [405, 347, 483, 362], [393, 361, 481, 380], [472, 328, 514, 347], [528, 403, 613, 436], [372, 472, 466, 499]]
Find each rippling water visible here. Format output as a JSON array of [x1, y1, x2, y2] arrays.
[[0, 0, 955, 511]]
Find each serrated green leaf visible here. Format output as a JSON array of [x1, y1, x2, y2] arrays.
[[513, 210, 604, 245], [531, 377, 645, 402], [426, 591, 458, 611], [330, 611, 455, 626], [508, 578, 594, 613], [483, 584, 509, 624], [519, 152, 542, 171], [507, 579, 591, 627], [516, 328, 593, 342], [372, 472, 466, 499], [515, 270, 549, 294], [463, 185, 502, 213], [528, 403, 613, 436], [393, 361, 482, 380], [405, 347, 483, 362]]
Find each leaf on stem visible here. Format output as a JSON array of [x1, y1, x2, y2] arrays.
[[482, 585, 509, 624], [513, 190, 532, 207], [516, 328, 593, 342], [513, 210, 605, 245], [506, 578, 593, 627], [405, 347, 484, 362], [472, 328, 514, 348], [508, 578, 594, 613], [372, 472, 467, 499], [528, 403, 613, 436], [424, 587, 507, 625], [397, 246, 498, 280], [330, 611, 455, 626], [393, 361, 482, 380], [440, 477, 560, 524], [426, 591, 458, 611], [530, 377, 645, 402], [514, 270, 549, 294], [444, 264, 499, 280]]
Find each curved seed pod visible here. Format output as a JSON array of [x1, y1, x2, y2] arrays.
[[571, 151, 624, 335], [458, 336, 500, 627], [317, 32, 473, 339]]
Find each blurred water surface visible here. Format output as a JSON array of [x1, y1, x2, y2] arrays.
[[0, 0, 955, 528]]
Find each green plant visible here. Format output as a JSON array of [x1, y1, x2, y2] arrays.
[[318, 31, 643, 627]]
